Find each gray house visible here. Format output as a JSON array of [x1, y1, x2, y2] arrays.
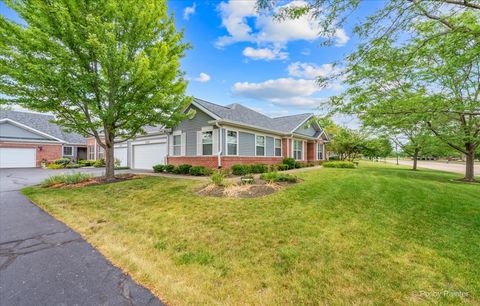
[[88, 98, 328, 170], [0, 110, 86, 168]]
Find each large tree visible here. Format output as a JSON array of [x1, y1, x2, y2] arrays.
[[0, 0, 191, 180]]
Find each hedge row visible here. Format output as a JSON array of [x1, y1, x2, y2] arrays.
[[152, 164, 213, 176]]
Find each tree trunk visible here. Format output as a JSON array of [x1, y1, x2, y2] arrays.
[[412, 147, 419, 171], [105, 144, 115, 181], [464, 151, 476, 182]]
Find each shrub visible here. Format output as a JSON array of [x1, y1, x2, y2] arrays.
[[231, 164, 250, 176], [93, 159, 105, 167], [78, 160, 96, 167], [66, 163, 82, 169], [42, 173, 93, 187], [240, 174, 255, 184], [295, 162, 305, 168], [282, 157, 296, 170], [322, 161, 356, 168], [278, 164, 289, 171], [189, 166, 212, 176], [306, 162, 315, 167], [210, 170, 226, 186], [250, 164, 268, 174], [152, 164, 165, 173], [114, 158, 121, 167], [47, 163, 64, 169], [53, 158, 71, 167], [164, 164, 175, 173], [115, 166, 130, 170], [175, 164, 192, 175], [328, 156, 340, 161], [260, 172, 298, 183]]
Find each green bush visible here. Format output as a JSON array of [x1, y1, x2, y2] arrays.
[[42, 173, 93, 187], [250, 164, 268, 173], [152, 164, 165, 173], [231, 164, 250, 176], [322, 161, 356, 168], [282, 158, 297, 169], [78, 160, 96, 167], [240, 174, 255, 184], [164, 164, 175, 173], [277, 164, 289, 171], [260, 172, 298, 183], [295, 162, 305, 168], [115, 166, 130, 170], [189, 166, 212, 176], [53, 158, 71, 167], [47, 163, 64, 169], [174, 164, 192, 175], [66, 163, 82, 169], [93, 159, 105, 167], [210, 170, 226, 186]]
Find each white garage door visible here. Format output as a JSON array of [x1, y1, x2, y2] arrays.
[[114, 147, 128, 167], [133, 143, 167, 170], [0, 148, 36, 168]]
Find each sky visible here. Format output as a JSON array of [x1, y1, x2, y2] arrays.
[[0, 0, 384, 125]]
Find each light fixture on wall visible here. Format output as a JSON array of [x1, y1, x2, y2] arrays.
[[38, 146, 43, 151]]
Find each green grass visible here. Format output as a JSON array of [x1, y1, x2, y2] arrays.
[[23, 162, 479, 305]]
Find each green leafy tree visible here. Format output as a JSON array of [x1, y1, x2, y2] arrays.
[[0, 0, 191, 180], [361, 136, 392, 161]]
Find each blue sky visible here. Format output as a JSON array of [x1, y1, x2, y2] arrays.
[[1, 0, 383, 124]]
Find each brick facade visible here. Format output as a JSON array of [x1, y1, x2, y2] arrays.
[[0, 142, 62, 167], [221, 156, 283, 168], [168, 156, 218, 168]]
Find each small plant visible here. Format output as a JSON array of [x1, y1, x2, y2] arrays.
[[189, 166, 212, 176], [175, 164, 192, 175], [210, 170, 226, 186], [295, 162, 305, 168], [78, 160, 96, 167], [250, 164, 268, 174], [93, 159, 105, 167], [282, 157, 296, 170], [114, 166, 130, 170], [114, 158, 121, 167], [322, 161, 356, 168], [278, 164, 289, 171], [42, 173, 93, 187], [164, 164, 175, 173], [240, 175, 255, 184], [47, 163, 64, 169], [66, 163, 82, 168], [152, 164, 165, 173], [260, 172, 298, 183], [53, 158, 71, 167], [231, 164, 250, 176]]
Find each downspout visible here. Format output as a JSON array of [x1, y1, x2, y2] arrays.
[[215, 122, 222, 168]]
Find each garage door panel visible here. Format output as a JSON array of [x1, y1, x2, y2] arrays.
[[114, 147, 128, 167], [0, 148, 36, 168], [133, 143, 167, 170]]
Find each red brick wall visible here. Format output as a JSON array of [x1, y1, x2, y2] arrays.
[[168, 156, 218, 168], [307, 142, 315, 161], [282, 138, 291, 158], [221, 156, 283, 168], [86, 137, 96, 160], [0, 142, 62, 167]]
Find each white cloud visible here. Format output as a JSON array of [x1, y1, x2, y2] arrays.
[[183, 3, 196, 20], [232, 78, 327, 106], [242, 47, 288, 61], [287, 62, 338, 79], [216, 0, 349, 48], [195, 72, 211, 82]]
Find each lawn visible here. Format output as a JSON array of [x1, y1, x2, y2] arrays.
[[23, 163, 479, 305]]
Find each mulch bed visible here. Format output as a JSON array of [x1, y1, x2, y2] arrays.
[[51, 174, 143, 189], [197, 180, 295, 198]]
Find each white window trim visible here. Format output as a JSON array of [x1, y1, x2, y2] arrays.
[[201, 130, 214, 156], [63, 146, 73, 157], [172, 133, 182, 156], [293, 139, 303, 161], [226, 129, 239, 156], [317, 143, 324, 160], [255, 134, 266, 157], [274, 138, 282, 157]]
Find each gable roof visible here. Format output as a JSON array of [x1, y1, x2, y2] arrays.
[[0, 110, 86, 144], [193, 98, 321, 136]]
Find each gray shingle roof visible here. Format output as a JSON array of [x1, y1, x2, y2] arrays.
[[194, 98, 314, 134], [0, 110, 86, 144]]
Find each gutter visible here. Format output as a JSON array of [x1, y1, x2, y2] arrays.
[[215, 122, 222, 168]]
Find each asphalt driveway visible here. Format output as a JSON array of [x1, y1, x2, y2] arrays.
[[386, 159, 478, 176], [0, 168, 162, 306]]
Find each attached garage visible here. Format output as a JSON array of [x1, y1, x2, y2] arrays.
[[132, 141, 167, 170], [0, 148, 36, 168], [114, 146, 128, 167]]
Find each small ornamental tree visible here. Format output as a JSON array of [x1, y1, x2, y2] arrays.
[[0, 0, 191, 180]]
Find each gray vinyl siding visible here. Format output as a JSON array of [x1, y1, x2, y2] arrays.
[[266, 136, 274, 156], [221, 128, 226, 155], [173, 105, 214, 156], [294, 124, 317, 137], [239, 132, 255, 156], [0, 122, 50, 140]]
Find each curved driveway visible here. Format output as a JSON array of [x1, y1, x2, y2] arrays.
[[386, 159, 478, 176], [0, 168, 163, 306]]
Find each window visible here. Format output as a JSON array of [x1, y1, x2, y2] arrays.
[[88, 145, 95, 160], [274, 138, 282, 157], [317, 143, 324, 160], [98, 146, 104, 160], [202, 131, 213, 155], [173, 134, 182, 156], [293, 140, 303, 160], [256, 135, 265, 156], [227, 130, 238, 155], [63, 146, 73, 156]]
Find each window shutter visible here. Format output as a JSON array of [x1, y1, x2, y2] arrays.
[[213, 129, 219, 155], [181, 132, 186, 156], [168, 135, 174, 155], [196, 131, 202, 156], [302, 141, 305, 160]]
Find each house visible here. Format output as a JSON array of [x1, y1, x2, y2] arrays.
[[87, 98, 328, 169], [0, 110, 87, 168]]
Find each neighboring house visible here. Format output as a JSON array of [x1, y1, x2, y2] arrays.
[[0, 110, 87, 168], [87, 98, 328, 169]]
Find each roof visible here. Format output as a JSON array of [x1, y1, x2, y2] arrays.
[[193, 98, 318, 135], [0, 110, 86, 144]]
